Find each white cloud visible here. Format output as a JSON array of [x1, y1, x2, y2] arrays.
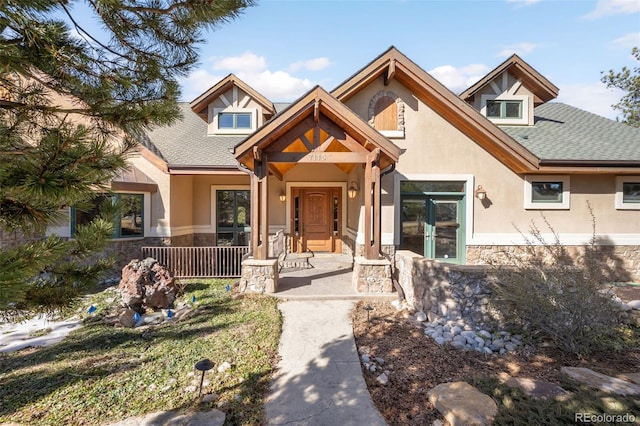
[[287, 57, 331, 72], [180, 69, 224, 102], [582, 0, 640, 20], [212, 52, 267, 73], [496, 42, 540, 57], [180, 52, 317, 102], [556, 82, 624, 119], [235, 70, 315, 101], [429, 64, 490, 94], [609, 32, 640, 50]]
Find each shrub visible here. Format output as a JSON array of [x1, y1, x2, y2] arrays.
[[488, 206, 627, 355]]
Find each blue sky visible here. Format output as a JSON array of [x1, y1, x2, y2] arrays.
[[179, 0, 640, 120]]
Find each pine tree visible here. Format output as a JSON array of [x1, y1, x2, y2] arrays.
[[602, 47, 640, 127], [0, 0, 254, 318]]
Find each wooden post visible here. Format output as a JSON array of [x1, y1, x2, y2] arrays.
[[251, 172, 260, 258], [259, 155, 269, 260], [364, 154, 373, 259]]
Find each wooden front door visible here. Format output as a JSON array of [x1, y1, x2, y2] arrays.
[[292, 187, 342, 253]]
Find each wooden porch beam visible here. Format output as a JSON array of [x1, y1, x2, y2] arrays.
[[264, 117, 316, 153], [259, 157, 269, 260], [267, 151, 370, 163], [318, 119, 369, 153], [268, 163, 283, 181], [299, 133, 314, 152], [314, 99, 320, 123], [364, 155, 373, 259], [384, 59, 396, 86]]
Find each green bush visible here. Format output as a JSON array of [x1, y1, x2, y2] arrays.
[[489, 208, 627, 355]]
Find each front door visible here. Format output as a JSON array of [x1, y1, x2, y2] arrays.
[[400, 195, 465, 263], [292, 187, 342, 253]]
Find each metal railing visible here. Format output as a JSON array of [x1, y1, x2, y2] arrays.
[[141, 246, 249, 278]]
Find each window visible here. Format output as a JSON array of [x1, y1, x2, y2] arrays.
[[216, 190, 250, 246], [615, 176, 640, 209], [218, 112, 252, 129], [524, 176, 570, 209], [71, 193, 144, 238], [486, 100, 522, 119], [368, 91, 405, 138], [211, 107, 257, 135], [480, 95, 528, 125]]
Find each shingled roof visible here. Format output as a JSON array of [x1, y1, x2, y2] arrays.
[[141, 103, 244, 169], [501, 103, 640, 164]]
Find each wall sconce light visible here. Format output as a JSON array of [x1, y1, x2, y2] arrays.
[[348, 181, 359, 199], [279, 193, 286, 202], [474, 185, 487, 200]]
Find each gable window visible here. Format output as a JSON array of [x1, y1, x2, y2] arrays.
[[211, 108, 257, 135], [218, 112, 252, 129], [486, 100, 522, 119], [524, 176, 570, 209], [481, 95, 528, 125], [615, 176, 640, 210], [368, 91, 405, 138], [71, 193, 144, 238]]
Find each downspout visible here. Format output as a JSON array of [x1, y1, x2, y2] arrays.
[[379, 162, 404, 301], [236, 161, 255, 259]]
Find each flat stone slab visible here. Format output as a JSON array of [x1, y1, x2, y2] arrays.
[[562, 367, 640, 396], [428, 381, 497, 426], [108, 409, 225, 426], [617, 372, 640, 385], [505, 377, 570, 399]]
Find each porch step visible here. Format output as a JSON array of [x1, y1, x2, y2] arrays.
[[273, 293, 398, 301]]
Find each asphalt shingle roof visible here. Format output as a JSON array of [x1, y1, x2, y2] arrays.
[[140, 101, 640, 168], [140, 103, 245, 167], [501, 103, 640, 161]]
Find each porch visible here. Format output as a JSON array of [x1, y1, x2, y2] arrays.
[[275, 253, 397, 301]]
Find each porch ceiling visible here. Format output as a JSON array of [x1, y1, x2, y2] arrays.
[[234, 86, 401, 177]]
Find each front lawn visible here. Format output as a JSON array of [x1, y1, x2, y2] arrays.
[[0, 279, 281, 425]]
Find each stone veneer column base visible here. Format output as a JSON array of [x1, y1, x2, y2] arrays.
[[239, 258, 279, 294], [353, 256, 392, 293]]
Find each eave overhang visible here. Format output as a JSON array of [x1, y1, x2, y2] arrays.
[[332, 46, 542, 174], [234, 86, 401, 174], [189, 73, 276, 121], [460, 54, 559, 105]]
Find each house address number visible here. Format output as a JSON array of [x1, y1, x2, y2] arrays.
[[308, 153, 327, 161]]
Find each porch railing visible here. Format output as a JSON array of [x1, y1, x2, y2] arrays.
[[141, 246, 249, 278]]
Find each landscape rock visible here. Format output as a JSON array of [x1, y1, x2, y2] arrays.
[[428, 381, 497, 426], [627, 300, 640, 310], [505, 377, 570, 399], [376, 373, 389, 385], [118, 309, 137, 328], [561, 367, 640, 395], [118, 258, 177, 311], [217, 362, 232, 373]]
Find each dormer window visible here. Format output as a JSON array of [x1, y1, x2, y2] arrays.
[[211, 107, 257, 135], [486, 100, 522, 119], [219, 112, 252, 130], [481, 94, 529, 125]]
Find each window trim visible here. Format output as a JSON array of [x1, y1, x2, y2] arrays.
[[524, 175, 570, 210], [481, 94, 528, 125], [210, 185, 251, 246], [211, 107, 257, 135], [70, 191, 150, 240], [615, 176, 640, 210]]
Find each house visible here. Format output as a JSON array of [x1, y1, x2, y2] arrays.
[[52, 46, 640, 290]]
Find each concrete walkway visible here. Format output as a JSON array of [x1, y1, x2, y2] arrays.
[[265, 300, 387, 425]]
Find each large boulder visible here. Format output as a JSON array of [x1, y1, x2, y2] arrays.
[[118, 258, 177, 311]]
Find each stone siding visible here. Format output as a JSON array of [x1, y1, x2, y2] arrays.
[[239, 259, 279, 294], [353, 257, 393, 293], [0, 229, 44, 248], [395, 250, 498, 328], [467, 244, 640, 282]]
